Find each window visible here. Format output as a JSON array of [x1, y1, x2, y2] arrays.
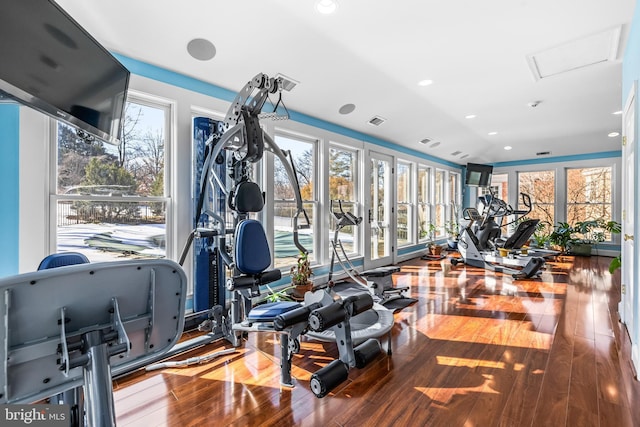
[[566, 167, 613, 237], [397, 160, 414, 246], [417, 165, 431, 241], [328, 144, 360, 256], [53, 97, 171, 261], [479, 173, 508, 201], [448, 171, 460, 224], [273, 134, 317, 268], [434, 169, 446, 237], [518, 170, 555, 226]]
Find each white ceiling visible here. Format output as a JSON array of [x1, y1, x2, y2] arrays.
[[56, 0, 636, 164]]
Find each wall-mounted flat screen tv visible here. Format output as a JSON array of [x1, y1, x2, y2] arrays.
[[0, 0, 130, 145], [465, 162, 494, 187]]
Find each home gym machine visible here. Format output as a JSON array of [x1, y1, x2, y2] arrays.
[[174, 73, 387, 396], [0, 259, 187, 426], [452, 192, 548, 279], [327, 199, 406, 304]]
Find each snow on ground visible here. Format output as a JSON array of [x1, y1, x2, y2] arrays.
[[57, 223, 166, 262]]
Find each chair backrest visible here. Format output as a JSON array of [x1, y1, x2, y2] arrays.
[[235, 219, 271, 274], [38, 252, 89, 270], [232, 181, 264, 213]]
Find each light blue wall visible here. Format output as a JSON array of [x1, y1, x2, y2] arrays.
[[0, 104, 19, 276]]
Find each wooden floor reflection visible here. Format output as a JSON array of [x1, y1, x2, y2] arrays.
[[113, 255, 640, 426]]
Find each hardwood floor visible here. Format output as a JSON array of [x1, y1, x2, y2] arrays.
[[113, 255, 640, 426]]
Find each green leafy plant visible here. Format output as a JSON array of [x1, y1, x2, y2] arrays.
[[609, 254, 621, 274], [531, 221, 552, 248], [573, 219, 621, 245], [549, 221, 574, 253], [444, 220, 460, 239], [290, 251, 313, 286], [550, 219, 621, 255], [265, 284, 295, 302]]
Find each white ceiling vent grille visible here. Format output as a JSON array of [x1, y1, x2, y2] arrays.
[[526, 26, 621, 81], [368, 116, 387, 126], [275, 73, 299, 91]]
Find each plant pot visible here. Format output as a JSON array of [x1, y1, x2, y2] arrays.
[[292, 282, 313, 299], [570, 243, 592, 256], [429, 245, 443, 256]]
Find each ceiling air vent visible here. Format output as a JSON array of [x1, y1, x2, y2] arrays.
[[419, 138, 431, 144], [368, 116, 387, 126], [451, 150, 462, 156], [275, 73, 299, 91], [536, 151, 551, 156]]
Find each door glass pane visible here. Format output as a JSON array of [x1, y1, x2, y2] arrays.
[[370, 158, 389, 259], [397, 161, 412, 246]]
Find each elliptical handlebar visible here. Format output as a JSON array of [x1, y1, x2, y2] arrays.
[[330, 199, 362, 228]]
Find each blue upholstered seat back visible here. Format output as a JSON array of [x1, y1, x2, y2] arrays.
[[235, 219, 271, 274], [38, 252, 89, 270]]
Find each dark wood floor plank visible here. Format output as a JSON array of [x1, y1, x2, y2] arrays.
[[108, 255, 640, 427], [566, 336, 598, 427]]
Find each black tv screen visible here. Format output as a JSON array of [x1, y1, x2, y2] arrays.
[[0, 0, 129, 145], [465, 163, 494, 187]]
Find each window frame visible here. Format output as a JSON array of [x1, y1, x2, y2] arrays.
[[49, 91, 174, 260]]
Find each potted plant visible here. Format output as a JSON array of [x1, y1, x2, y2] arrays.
[[290, 251, 314, 299], [531, 221, 552, 249], [445, 220, 460, 250], [571, 219, 621, 256], [426, 222, 443, 256], [549, 221, 574, 254], [550, 219, 621, 256]]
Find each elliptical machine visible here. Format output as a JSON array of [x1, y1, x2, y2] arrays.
[[452, 191, 548, 279], [326, 200, 407, 304]]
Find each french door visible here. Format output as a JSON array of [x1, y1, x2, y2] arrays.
[[366, 151, 394, 269], [621, 82, 638, 370]]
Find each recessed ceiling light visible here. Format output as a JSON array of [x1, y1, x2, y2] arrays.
[[429, 141, 441, 148], [338, 103, 356, 115], [613, 110, 623, 115], [418, 79, 433, 87], [316, 0, 338, 14], [488, 131, 498, 136], [465, 114, 477, 119], [419, 138, 432, 144], [504, 145, 513, 150], [187, 38, 216, 61], [460, 154, 469, 160], [608, 132, 620, 137]]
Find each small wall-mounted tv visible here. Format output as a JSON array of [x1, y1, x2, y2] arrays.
[[0, 0, 130, 145], [465, 162, 494, 187]]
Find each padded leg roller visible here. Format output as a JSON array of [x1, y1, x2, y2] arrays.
[[354, 338, 381, 369], [310, 359, 349, 398], [309, 303, 346, 332], [273, 303, 320, 331], [343, 292, 374, 316]]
